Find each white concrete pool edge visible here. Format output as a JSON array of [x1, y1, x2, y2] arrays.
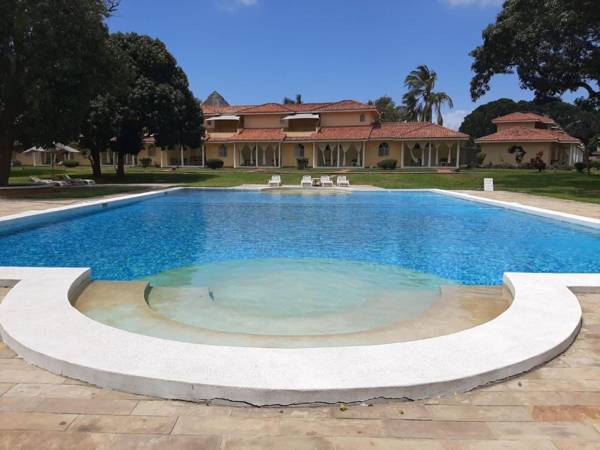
[[0, 267, 593, 405]]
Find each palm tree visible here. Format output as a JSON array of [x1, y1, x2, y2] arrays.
[[403, 65, 453, 124], [282, 94, 303, 105]]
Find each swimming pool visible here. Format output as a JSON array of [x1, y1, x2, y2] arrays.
[[1, 189, 599, 284]]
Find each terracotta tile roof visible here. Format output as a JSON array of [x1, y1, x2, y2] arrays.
[[492, 112, 556, 125], [237, 103, 294, 114], [312, 100, 377, 112], [226, 128, 286, 142], [475, 126, 581, 144], [310, 126, 373, 141], [202, 100, 377, 116], [370, 122, 469, 140]]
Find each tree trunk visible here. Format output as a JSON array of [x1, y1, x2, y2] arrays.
[[0, 135, 14, 187], [116, 152, 125, 178], [90, 148, 102, 179]]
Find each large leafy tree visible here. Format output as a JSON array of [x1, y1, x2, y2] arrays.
[[368, 96, 408, 122], [403, 65, 453, 124], [470, 0, 600, 102], [0, 0, 114, 185], [95, 33, 203, 177]]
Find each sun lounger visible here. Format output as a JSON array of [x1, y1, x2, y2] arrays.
[[268, 175, 281, 187], [320, 175, 334, 187], [30, 176, 67, 187], [336, 175, 350, 187], [301, 175, 312, 187], [62, 174, 95, 185]]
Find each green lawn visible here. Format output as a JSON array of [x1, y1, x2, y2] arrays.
[[6, 166, 600, 204]]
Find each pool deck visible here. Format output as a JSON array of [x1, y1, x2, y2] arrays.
[[0, 189, 600, 448]]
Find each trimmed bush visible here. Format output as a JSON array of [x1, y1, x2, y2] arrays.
[[296, 157, 309, 170], [139, 157, 152, 168], [206, 158, 224, 169], [62, 159, 79, 168], [377, 159, 397, 170], [574, 162, 586, 173]]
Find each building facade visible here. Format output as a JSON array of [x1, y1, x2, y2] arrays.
[[475, 112, 583, 167]]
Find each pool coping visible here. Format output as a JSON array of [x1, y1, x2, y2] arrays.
[[0, 186, 599, 405]]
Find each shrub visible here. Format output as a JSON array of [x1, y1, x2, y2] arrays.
[[296, 157, 309, 170], [574, 162, 586, 173], [139, 157, 152, 168], [529, 151, 546, 172], [377, 159, 397, 170], [62, 159, 79, 168], [11, 160, 22, 167], [206, 158, 224, 169]]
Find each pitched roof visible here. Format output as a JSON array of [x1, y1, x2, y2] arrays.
[[202, 91, 229, 107], [202, 99, 377, 116], [371, 122, 469, 140], [475, 126, 581, 144], [492, 112, 556, 125], [311, 126, 373, 141], [207, 128, 285, 142]]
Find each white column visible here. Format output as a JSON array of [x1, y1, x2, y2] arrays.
[[455, 142, 461, 168], [233, 143, 237, 168], [435, 146, 439, 166], [336, 144, 340, 168], [312, 142, 317, 169], [428, 142, 432, 167], [361, 142, 365, 168], [278, 142, 282, 168], [255, 144, 259, 168], [160, 150, 164, 168], [180, 146, 184, 167], [400, 141, 405, 168], [201, 145, 205, 167]]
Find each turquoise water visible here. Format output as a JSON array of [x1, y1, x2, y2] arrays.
[[1, 189, 599, 285]]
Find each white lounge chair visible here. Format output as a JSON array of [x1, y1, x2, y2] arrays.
[[337, 175, 350, 187], [320, 175, 333, 187], [268, 175, 281, 187], [301, 175, 312, 187], [62, 174, 95, 185], [30, 176, 67, 187]]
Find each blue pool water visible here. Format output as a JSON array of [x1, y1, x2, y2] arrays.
[[1, 189, 599, 285]]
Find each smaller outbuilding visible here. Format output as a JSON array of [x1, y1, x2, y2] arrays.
[[475, 112, 584, 167]]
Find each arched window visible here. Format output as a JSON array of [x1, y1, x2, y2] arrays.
[[359, 114, 366, 123], [294, 144, 305, 158], [218, 144, 227, 158], [378, 143, 390, 157]]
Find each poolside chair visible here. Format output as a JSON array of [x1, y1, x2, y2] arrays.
[[320, 175, 334, 187], [301, 175, 312, 187], [268, 175, 281, 187], [30, 176, 67, 187], [337, 175, 350, 187], [62, 174, 96, 186]]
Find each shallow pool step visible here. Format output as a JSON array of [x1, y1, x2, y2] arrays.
[[149, 286, 212, 303]]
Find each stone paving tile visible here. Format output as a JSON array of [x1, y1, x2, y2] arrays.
[[0, 430, 222, 450], [0, 368, 65, 384], [330, 403, 430, 420], [3, 383, 149, 400], [385, 420, 494, 440], [443, 440, 557, 450], [532, 405, 600, 422], [35, 398, 138, 415], [0, 397, 43, 412], [425, 404, 533, 422], [172, 415, 279, 436], [68, 414, 177, 434], [0, 412, 76, 431], [229, 405, 332, 419], [332, 437, 444, 450], [132, 400, 230, 417], [277, 417, 387, 438], [552, 440, 600, 450], [487, 421, 600, 440], [222, 435, 335, 450]]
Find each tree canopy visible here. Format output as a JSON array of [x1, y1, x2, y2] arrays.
[[0, 0, 113, 185], [403, 65, 453, 125], [368, 96, 407, 122], [470, 0, 600, 102]]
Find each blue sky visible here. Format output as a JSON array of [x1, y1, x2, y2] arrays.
[[108, 0, 578, 129]]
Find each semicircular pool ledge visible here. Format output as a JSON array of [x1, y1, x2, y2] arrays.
[[0, 265, 597, 406]]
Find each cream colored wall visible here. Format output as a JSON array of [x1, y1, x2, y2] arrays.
[[364, 141, 402, 167], [205, 143, 234, 166], [281, 143, 313, 167], [320, 111, 376, 127], [243, 114, 283, 129], [495, 122, 536, 131], [479, 142, 553, 165]]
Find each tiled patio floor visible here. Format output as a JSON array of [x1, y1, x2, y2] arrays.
[[1, 191, 600, 448]]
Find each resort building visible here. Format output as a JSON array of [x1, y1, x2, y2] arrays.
[[475, 112, 584, 167], [12, 97, 469, 169]]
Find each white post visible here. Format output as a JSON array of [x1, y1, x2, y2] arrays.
[[201, 145, 205, 167], [255, 144, 259, 168], [455, 142, 461, 168], [278, 142, 282, 168], [361, 142, 366, 168], [233, 143, 237, 168], [400, 141, 405, 168], [160, 150, 164, 168], [428, 142, 432, 168], [180, 145, 184, 167], [312, 142, 317, 169], [336, 144, 340, 168]]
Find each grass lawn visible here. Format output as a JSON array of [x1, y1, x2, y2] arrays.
[[6, 166, 600, 204]]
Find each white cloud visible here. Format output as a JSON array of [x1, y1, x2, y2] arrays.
[[217, 0, 258, 12], [441, 0, 503, 7], [443, 109, 470, 130]]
